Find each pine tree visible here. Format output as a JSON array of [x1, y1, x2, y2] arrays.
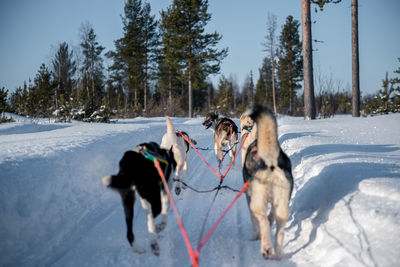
[[141, 2, 159, 113], [79, 22, 105, 107], [263, 13, 278, 114], [0, 87, 8, 115], [27, 64, 54, 117], [366, 61, 400, 115], [255, 57, 274, 108], [107, 0, 159, 115], [160, 0, 227, 117], [277, 15, 303, 115], [52, 42, 76, 109], [216, 75, 233, 114]]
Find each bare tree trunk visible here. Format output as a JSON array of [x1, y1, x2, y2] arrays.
[[352, 0, 360, 117], [144, 57, 148, 113], [188, 63, 193, 118], [168, 68, 172, 103], [271, 57, 277, 114], [302, 0, 316, 120]]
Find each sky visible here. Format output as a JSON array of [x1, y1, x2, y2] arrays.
[[0, 0, 399, 96]]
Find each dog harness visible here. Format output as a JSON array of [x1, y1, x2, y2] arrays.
[[176, 130, 190, 153], [242, 125, 254, 132], [134, 144, 169, 166]]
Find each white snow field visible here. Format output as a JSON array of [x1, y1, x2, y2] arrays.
[[0, 113, 399, 267]]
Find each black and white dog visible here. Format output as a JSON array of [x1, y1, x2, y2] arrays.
[[202, 111, 238, 164], [102, 142, 176, 256], [242, 105, 293, 260]]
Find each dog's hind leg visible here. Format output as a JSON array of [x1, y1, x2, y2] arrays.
[[273, 201, 290, 260], [228, 141, 237, 165], [250, 193, 274, 259], [246, 194, 260, 240], [181, 156, 189, 190], [156, 190, 169, 233], [121, 191, 145, 254], [139, 197, 160, 256]]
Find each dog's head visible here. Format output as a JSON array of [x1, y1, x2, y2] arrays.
[[240, 114, 255, 134], [203, 111, 219, 129]]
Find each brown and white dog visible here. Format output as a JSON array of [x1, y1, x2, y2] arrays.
[[242, 105, 293, 260], [102, 142, 176, 256], [161, 116, 196, 195], [202, 111, 238, 164]]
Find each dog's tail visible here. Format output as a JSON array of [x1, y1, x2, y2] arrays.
[[247, 104, 280, 169], [166, 116, 178, 142]]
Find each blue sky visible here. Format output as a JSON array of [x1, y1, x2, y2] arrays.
[[1, 0, 399, 96]]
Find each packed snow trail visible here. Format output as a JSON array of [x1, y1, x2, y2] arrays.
[[0, 114, 399, 266]]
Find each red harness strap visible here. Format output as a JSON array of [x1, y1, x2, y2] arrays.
[[217, 121, 239, 143]]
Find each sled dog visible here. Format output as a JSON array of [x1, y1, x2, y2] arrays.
[[239, 113, 257, 167], [202, 111, 238, 164], [161, 116, 196, 195], [102, 142, 176, 256], [242, 105, 293, 260]]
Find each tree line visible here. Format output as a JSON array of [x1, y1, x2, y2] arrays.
[[1, 0, 399, 122]]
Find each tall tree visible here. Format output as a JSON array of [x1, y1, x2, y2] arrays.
[[29, 64, 54, 117], [277, 15, 303, 115], [160, 0, 227, 117], [216, 75, 234, 114], [0, 87, 8, 116], [255, 57, 273, 108], [52, 42, 76, 108], [108, 0, 159, 114], [351, 0, 360, 117], [141, 2, 159, 113], [79, 22, 105, 105], [263, 13, 278, 114], [301, 0, 316, 120]]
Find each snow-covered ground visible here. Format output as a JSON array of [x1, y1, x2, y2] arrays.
[[0, 113, 399, 267]]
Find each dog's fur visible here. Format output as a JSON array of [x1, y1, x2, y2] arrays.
[[242, 105, 293, 260], [102, 142, 176, 256], [161, 116, 195, 195], [202, 111, 238, 164]]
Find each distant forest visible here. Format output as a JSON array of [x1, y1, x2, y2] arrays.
[[1, 0, 399, 122]]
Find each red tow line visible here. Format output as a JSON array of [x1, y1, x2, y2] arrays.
[[179, 133, 248, 179], [154, 160, 199, 267], [154, 160, 249, 267]]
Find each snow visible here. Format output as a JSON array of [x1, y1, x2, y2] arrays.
[[0, 113, 399, 267]]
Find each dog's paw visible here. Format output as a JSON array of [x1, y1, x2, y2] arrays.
[[150, 241, 160, 256], [132, 242, 145, 254], [156, 222, 167, 233], [175, 186, 181, 195], [262, 247, 275, 260]]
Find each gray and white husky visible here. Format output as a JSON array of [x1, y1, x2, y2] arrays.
[[242, 105, 293, 260]]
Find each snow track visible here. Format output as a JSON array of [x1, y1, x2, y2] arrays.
[[1, 114, 399, 266]]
